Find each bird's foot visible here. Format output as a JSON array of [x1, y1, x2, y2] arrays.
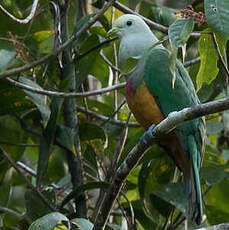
[[140, 124, 156, 145]]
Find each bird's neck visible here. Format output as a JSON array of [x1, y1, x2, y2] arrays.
[[118, 32, 162, 68]]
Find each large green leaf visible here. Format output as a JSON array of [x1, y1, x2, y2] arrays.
[[28, 212, 69, 230], [200, 164, 229, 186], [168, 18, 195, 48], [37, 97, 63, 186], [196, 32, 219, 91], [139, 157, 175, 198], [152, 183, 187, 213], [205, 0, 229, 39]]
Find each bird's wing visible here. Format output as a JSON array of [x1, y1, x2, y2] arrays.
[[142, 48, 204, 154]]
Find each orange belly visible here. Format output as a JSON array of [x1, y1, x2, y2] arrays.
[[126, 81, 190, 176], [126, 81, 164, 130]]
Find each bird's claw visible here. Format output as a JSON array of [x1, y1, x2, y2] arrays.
[[140, 124, 156, 145]]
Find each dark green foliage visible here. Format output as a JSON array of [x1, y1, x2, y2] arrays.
[[0, 0, 229, 229]]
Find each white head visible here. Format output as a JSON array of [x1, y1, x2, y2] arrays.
[[109, 14, 153, 38], [107, 14, 163, 67]]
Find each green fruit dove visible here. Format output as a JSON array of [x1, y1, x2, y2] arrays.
[[107, 14, 206, 225]]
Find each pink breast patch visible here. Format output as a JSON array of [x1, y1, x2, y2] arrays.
[[125, 79, 132, 98]]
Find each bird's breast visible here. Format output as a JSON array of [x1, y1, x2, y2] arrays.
[[125, 80, 164, 130]]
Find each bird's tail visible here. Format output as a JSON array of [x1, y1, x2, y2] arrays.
[[186, 135, 203, 225]]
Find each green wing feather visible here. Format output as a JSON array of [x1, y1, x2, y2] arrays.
[[142, 48, 205, 224]]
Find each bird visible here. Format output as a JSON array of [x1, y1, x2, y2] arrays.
[[107, 14, 206, 225]]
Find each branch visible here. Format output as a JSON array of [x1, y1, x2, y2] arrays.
[[93, 97, 229, 229], [0, 0, 38, 24], [0, 0, 116, 80], [76, 105, 140, 127], [6, 77, 126, 97], [196, 223, 229, 230], [111, 0, 200, 38]]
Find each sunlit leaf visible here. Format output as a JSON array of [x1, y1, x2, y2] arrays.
[[206, 179, 229, 223], [196, 32, 219, 91]]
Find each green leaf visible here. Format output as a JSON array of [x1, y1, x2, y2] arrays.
[[206, 121, 223, 135], [71, 218, 93, 230], [206, 179, 229, 223], [196, 32, 219, 91], [205, 0, 229, 39], [151, 6, 176, 27], [0, 79, 32, 116], [0, 184, 11, 207], [200, 164, 229, 185], [139, 157, 175, 198], [19, 77, 51, 127], [79, 123, 106, 141], [0, 116, 27, 181], [0, 48, 16, 71], [28, 212, 69, 230], [37, 97, 63, 186], [168, 18, 195, 48], [56, 124, 76, 154], [152, 183, 187, 213]]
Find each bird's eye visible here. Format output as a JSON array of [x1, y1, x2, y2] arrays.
[[126, 20, 132, 26]]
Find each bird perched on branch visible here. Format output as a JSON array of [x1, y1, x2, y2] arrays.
[[107, 14, 205, 225]]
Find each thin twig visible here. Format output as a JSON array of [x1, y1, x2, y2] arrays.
[[0, 141, 39, 147], [101, 99, 127, 126], [77, 38, 117, 60], [110, 0, 200, 38], [0, 0, 116, 80], [6, 77, 126, 98], [111, 112, 131, 172], [0, 146, 56, 211], [17, 161, 37, 177], [0, 0, 38, 24], [76, 105, 140, 128], [0, 207, 23, 219], [184, 57, 200, 67], [100, 52, 121, 73]]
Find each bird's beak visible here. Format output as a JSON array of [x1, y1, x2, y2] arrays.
[[107, 26, 121, 38]]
